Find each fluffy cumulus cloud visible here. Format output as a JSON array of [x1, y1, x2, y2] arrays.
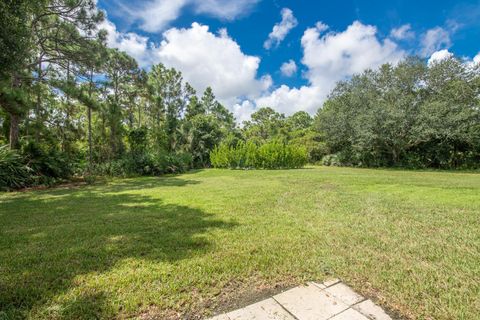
[[420, 26, 452, 57], [255, 85, 323, 115], [264, 8, 298, 49], [98, 19, 152, 67], [119, 0, 259, 33], [474, 52, 480, 65], [301, 21, 404, 88], [99, 18, 269, 109], [428, 49, 454, 65], [231, 100, 257, 123], [152, 23, 270, 106], [135, 0, 188, 33], [251, 21, 405, 116], [390, 24, 415, 40], [100, 17, 408, 121], [194, 0, 260, 20], [280, 60, 297, 77]]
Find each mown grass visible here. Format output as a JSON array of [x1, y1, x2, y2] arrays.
[[0, 167, 479, 319]]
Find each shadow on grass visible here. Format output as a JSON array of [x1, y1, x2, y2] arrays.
[[0, 176, 235, 319]]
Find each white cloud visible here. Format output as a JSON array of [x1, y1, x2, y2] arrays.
[[99, 19, 152, 67], [194, 0, 259, 20], [255, 85, 323, 115], [264, 8, 298, 49], [135, 0, 188, 33], [99, 18, 407, 121], [428, 49, 453, 65], [280, 60, 297, 77], [420, 26, 451, 57], [390, 24, 415, 40], [119, 0, 259, 33], [302, 21, 403, 88], [100, 18, 269, 118], [232, 100, 256, 123], [465, 52, 480, 70], [253, 21, 405, 115], [474, 52, 480, 65], [315, 22, 329, 33], [153, 23, 270, 106]]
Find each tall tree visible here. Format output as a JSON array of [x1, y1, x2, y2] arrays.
[[103, 48, 138, 157]]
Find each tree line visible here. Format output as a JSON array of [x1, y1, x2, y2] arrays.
[[1, 1, 479, 190], [317, 57, 480, 168], [0, 0, 241, 188]]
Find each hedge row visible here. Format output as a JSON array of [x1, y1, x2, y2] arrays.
[[210, 141, 308, 169]]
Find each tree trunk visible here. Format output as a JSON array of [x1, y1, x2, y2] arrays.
[[35, 55, 43, 143], [88, 69, 93, 168], [88, 106, 92, 165], [9, 112, 20, 149], [138, 101, 142, 127]]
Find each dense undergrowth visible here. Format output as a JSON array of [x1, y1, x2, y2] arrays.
[[210, 140, 308, 169]]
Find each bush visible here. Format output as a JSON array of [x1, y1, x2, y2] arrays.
[[210, 140, 307, 169], [0, 145, 31, 190], [321, 154, 341, 166], [151, 152, 192, 174], [84, 173, 97, 185], [0, 141, 78, 191], [91, 152, 193, 177], [21, 141, 74, 184]]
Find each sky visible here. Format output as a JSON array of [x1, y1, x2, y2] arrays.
[[97, 0, 480, 122]]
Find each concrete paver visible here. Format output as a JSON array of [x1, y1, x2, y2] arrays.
[[227, 298, 295, 320], [330, 308, 370, 320], [352, 299, 392, 320], [208, 314, 230, 320], [324, 283, 364, 306], [322, 278, 341, 287], [207, 280, 393, 320], [273, 283, 349, 320]]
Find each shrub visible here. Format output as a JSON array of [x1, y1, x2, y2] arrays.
[[84, 173, 97, 185], [0, 145, 31, 190], [210, 143, 230, 169], [91, 152, 193, 177], [321, 154, 341, 166], [21, 141, 73, 183], [91, 159, 130, 177], [151, 152, 192, 174], [210, 140, 307, 169]]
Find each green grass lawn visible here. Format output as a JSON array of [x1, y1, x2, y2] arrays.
[[1, 167, 479, 319]]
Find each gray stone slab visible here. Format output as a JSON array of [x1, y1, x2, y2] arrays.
[[353, 299, 392, 320], [226, 298, 295, 320], [330, 308, 370, 320], [208, 314, 230, 320], [310, 281, 327, 290], [273, 283, 349, 320], [322, 278, 341, 287], [324, 283, 364, 306]]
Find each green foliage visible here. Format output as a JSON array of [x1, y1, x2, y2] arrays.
[[316, 57, 480, 169], [127, 127, 148, 156], [240, 108, 325, 163], [0, 145, 31, 190], [211, 140, 307, 169], [242, 107, 288, 143], [0, 140, 78, 190], [321, 154, 341, 166], [289, 130, 328, 163], [91, 152, 193, 177], [21, 141, 74, 184], [0, 0, 36, 78], [1, 0, 478, 190]]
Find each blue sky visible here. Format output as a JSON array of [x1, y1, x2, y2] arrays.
[[97, 0, 480, 121]]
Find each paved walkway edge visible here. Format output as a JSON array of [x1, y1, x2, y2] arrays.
[[207, 279, 392, 320]]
